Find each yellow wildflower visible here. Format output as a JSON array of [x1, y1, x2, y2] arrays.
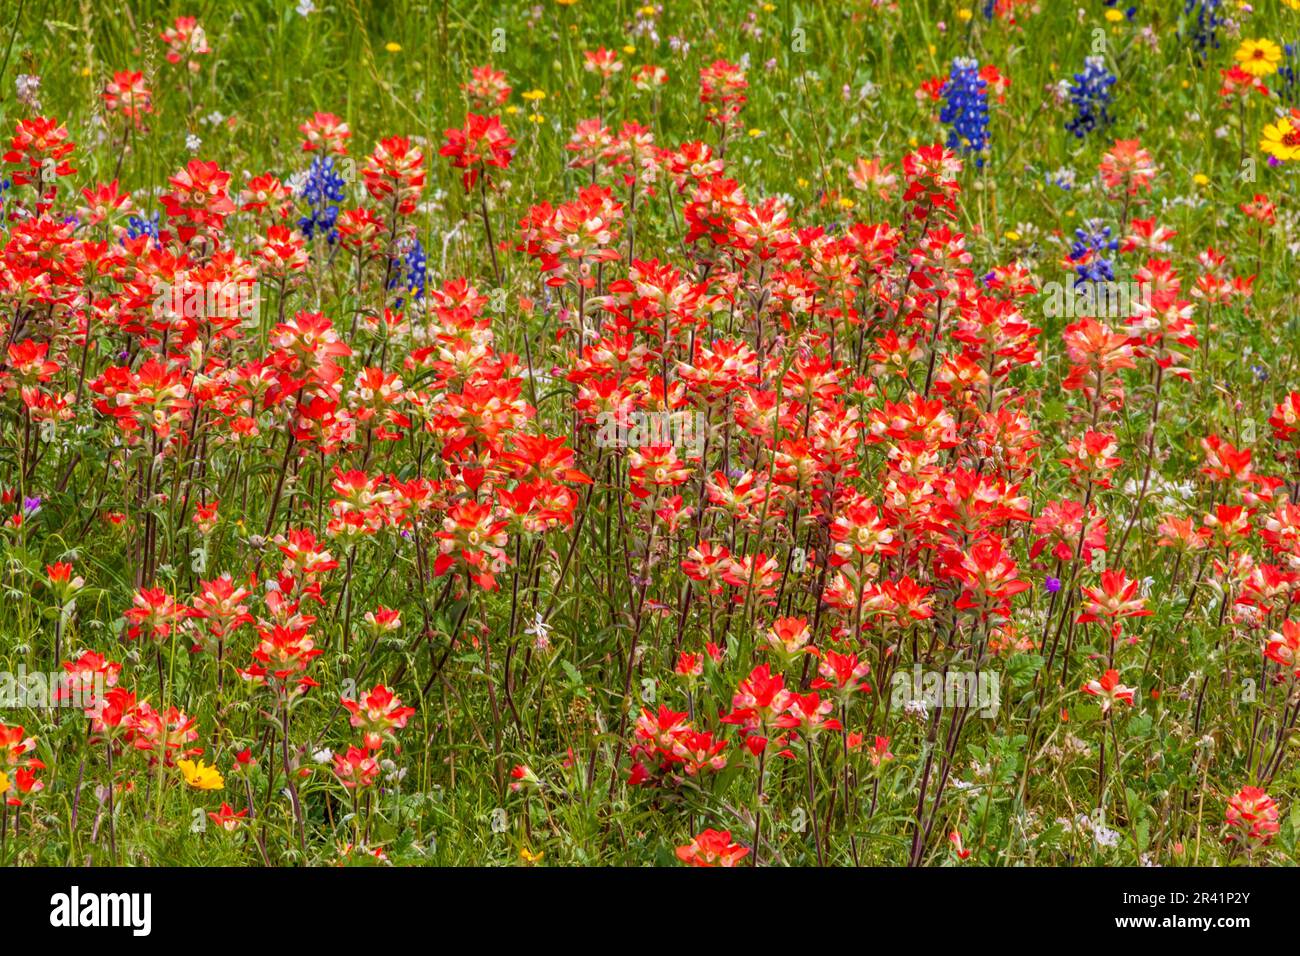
[[178, 758, 224, 791], [1234, 39, 1282, 77], [1261, 115, 1300, 162]]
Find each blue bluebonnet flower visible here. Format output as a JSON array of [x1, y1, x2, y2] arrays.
[[1279, 43, 1300, 107], [1102, 0, 1137, 21], [125, 212, 160, 241], [1046, 166, 1077, 191], [1066, 56, 1116, 139], [1068, 219, 1119, 284], [297, 155, 346, 243], [403, 239, 426, 300], [939, 58, 990, 166], [1182, 0, 1224, 63], [388, 238, 426, 307], [982, 0, 995, 19]]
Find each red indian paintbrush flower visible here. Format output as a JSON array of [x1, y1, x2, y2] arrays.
[[676, 829, 750, 866], [439, 114, 514, 193], [299, 112, 351, 154], [341, 685, 416, 751], [1223, 786, 1279, 848], [1081, 669, 1136, 713], [1077, 569, 1152, 640], [362, 136, 426, 215]]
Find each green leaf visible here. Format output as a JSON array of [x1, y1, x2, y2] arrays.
[[1005, 653, 1044, 686]]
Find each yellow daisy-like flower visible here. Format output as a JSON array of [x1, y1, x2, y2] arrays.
[[1285, 0, 1300, 10], [178, 758, 225, 791], [0, 770, 9, 795], [384, 42, 402, 53], [520, 846, 544, 863], [1261, 116, 1300, 162], [1104, 9, 1124, 21], [522, 89, 547, 101], [957, 8, 973, 21], [1192, 173, 1209, 186], [1234, 39, 1282, 77]]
